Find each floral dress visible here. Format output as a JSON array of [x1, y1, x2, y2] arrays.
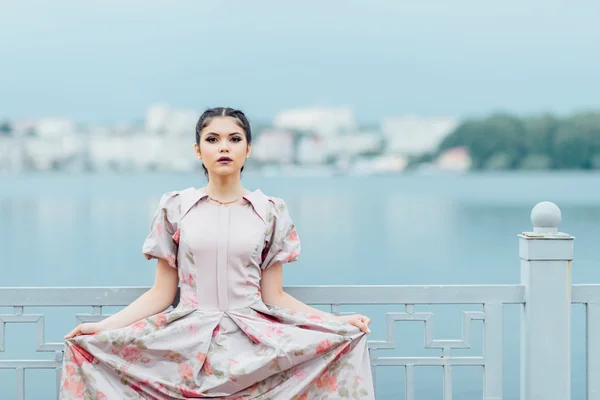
[[60, 187, 375, 399]]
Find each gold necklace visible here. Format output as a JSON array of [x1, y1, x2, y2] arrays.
[[208, 195, 242, 206]]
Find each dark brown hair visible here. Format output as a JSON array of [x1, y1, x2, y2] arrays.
[[195, 107, 252, 177]]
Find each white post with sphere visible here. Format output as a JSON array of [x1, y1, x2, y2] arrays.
[[519, 201, 574, 400]]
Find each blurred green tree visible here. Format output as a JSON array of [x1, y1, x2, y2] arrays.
[[436, 111, 600, 170]]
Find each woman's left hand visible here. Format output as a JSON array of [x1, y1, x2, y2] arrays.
[[335, 314, 371, 334]]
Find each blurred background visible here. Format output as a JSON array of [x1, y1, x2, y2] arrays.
[[2, 1, 600, 399]]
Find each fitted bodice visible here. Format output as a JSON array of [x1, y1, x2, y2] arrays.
[[178, 202, 266, 310], [142, 187, 302, 311]]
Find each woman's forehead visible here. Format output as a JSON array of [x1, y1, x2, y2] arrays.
[[202, 117, 243, 134]]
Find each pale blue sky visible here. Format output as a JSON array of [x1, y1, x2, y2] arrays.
[[2, 1, 600, 124]]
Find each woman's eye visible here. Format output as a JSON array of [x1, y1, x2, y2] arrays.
[[231, 137, 242, 142], [205, 137, 217, 143]]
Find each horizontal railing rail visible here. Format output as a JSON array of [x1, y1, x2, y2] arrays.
[[0, 284, 526, 306], [571, 284, 600, 303]]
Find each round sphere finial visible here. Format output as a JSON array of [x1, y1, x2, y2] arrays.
[[531, 201, 561, 233]]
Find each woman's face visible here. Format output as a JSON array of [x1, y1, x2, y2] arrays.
[[194, 117, 251, 178]]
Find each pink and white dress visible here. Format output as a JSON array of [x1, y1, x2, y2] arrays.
[[60, 187, 375, 399]]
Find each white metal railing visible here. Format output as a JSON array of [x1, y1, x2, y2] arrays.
[[0, 285, 523, 399]]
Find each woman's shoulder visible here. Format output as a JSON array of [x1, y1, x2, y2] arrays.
[[157, 190, 180, 203], [251, 190, 293, 222], [156, 186, 197, 204], [247, 189, 286, 208], [155, 187, 201, 219], [242, 189, 288, 223]]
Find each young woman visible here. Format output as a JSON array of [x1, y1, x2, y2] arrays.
[[60, 107, 375, 399]]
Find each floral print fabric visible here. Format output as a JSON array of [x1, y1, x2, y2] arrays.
[[141, 191, 181, 269], [60, 187, 374, 399]]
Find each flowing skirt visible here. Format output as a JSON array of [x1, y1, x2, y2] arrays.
[[59, 302, 375, 399]]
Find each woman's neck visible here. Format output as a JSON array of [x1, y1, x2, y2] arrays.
[[205, 176, 244, 201]]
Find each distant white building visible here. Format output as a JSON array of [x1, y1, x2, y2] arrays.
[[273, 107, 357, 137], [253, 130, 295, 164], [11, 120, 38, 137], [146, 104, 198, 135], [434, 146, 472, 171], [294, 131, 384, 166], [381, 116, 458, 156], [0, 137, 23, 172], [351, 154, 408, 175], [23, 135, 82, 170], [146, 104, 171, 133], [36, 118, 77, 137], [296, 136, 330, 165], [88, 134, 196, 171], [327, 132, 383, 157]]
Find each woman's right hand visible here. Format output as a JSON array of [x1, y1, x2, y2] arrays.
[[64, 322, 105, 339]]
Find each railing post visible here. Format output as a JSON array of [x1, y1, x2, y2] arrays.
[[519, 201, 574, 400]]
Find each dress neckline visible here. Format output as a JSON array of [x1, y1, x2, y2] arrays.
[[180, 187, 269, 223]]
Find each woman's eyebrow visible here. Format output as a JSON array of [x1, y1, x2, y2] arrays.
[[204, 132, 243, 136]]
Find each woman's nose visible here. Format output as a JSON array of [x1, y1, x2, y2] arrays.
[[219, 143, 230, 152]]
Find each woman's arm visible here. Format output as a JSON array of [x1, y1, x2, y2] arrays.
[[65, 258, 179, 338], [260, 262, 371, 333]]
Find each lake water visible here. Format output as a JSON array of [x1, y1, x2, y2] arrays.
[[1, 171, 599, 399]]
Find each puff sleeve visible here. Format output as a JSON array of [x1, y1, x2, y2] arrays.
[[261, 198, 301, 269], [142, 191, 181, 269]]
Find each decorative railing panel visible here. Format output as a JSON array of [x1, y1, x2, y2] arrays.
[[572, 284, 600, 400], [0, 285, 523, 399]]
